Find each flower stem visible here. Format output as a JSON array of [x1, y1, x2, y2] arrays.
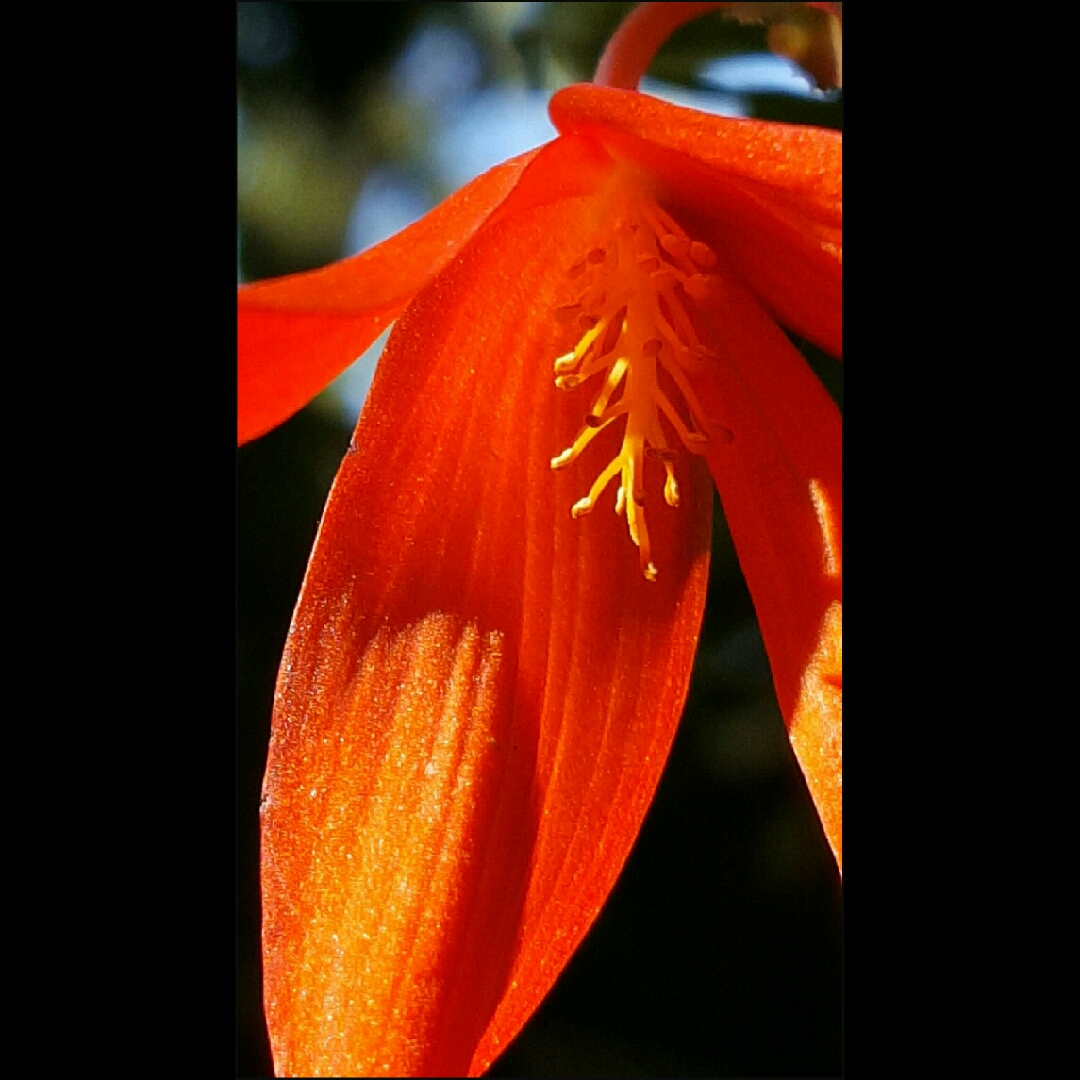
[[593, 1, 843, 91], [594, 2, 732, 90]]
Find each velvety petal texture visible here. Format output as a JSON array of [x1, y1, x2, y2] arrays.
[[260, 189, 713, 1077]]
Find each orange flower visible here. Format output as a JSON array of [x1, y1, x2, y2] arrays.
[[239, 4, 841, 1075]]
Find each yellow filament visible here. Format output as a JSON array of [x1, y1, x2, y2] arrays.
[[550, 186, 717, 580]]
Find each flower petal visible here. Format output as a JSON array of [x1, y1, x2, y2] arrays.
[[550, 85, 841, 357], [238, 150, 541, 445], [260, 186, 712, 1076], [685, 260, 841, 869], [551, 86, 840, 212]]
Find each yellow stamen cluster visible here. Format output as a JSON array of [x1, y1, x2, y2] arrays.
[[550, 195, 718, 580]]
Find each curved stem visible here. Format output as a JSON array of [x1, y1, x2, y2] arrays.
[[594, 2, 732, 90], [593, 2, 843, 91]]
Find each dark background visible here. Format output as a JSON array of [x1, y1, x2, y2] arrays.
[[237, 4, 842, 1076]]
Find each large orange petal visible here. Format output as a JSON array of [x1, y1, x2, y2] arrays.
[[260, 187, 712, 1077], [685, 258, 841, 868], [551, 85, 841, 357]]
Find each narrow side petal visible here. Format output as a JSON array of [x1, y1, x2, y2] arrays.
[[789, 597, 841, 869], [238, 149, 540, 445], [261, 191, 711, 1077], [686, 264, 841, 869]]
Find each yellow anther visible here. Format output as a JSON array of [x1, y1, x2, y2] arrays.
[[587, 356, 629, 421]]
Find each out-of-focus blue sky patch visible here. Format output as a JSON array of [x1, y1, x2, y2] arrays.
[[698, 52, 839, 99], [431, 89, 558, 191], [345, 166, 432, 256], [393, 24, 484, 110], [327, 327, 391, 426]]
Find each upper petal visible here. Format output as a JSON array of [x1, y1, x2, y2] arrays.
[[260, 185, 712, 1077], [550, 85, 840, 212], [550, 85, 841, 357]]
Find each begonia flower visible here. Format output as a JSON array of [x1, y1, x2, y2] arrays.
[[239, 3, 841, 1075]]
